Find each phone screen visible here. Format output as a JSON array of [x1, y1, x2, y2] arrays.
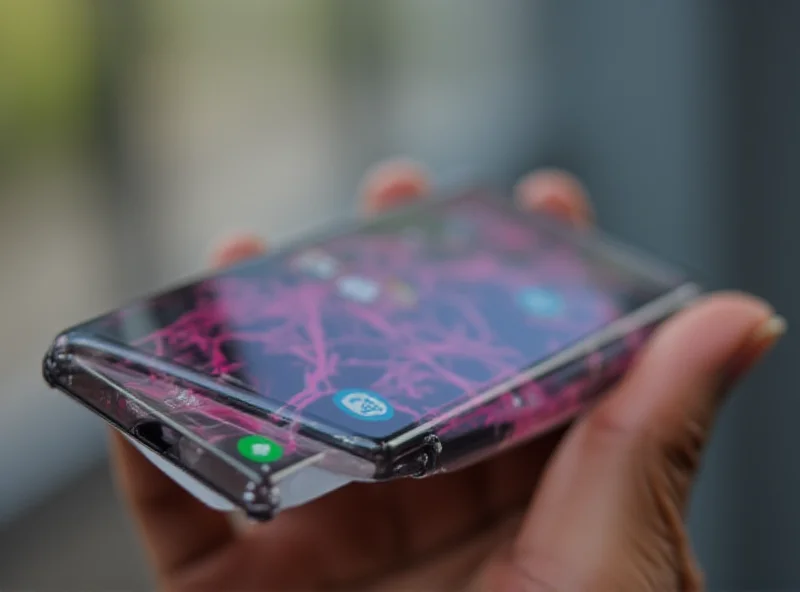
[[83, 192, 682, 449]]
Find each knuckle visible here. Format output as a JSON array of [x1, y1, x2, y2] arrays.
[[491, 547, 570, 592], [584, 401, 708, 474], [582, 402, 708, 506], [582, 404, 642, 448]]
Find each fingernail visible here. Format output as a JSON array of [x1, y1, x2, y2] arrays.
[[723, 314, 787, 387], [208, 234, 267, 268]]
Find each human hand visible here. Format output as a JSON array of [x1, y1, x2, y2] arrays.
[[111, 161, 784, 591]]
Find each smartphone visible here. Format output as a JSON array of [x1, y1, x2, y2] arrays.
[[43, 189, 699, 520]]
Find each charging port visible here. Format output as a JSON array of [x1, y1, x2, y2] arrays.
[[133, 421, 182, 457]]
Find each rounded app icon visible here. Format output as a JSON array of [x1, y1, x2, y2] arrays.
[[236, 435, 284, 463], [293, 249, 339, 279], [387, 279, 418, 307], [333, 389, 395, 422], [517, 287, 565, 318], [336, 275, 381, 304]]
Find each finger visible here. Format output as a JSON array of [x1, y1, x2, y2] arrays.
[[112, 236, 267, 579], [515, 169, 593, 228], [505, 292, 783, 590], [360, 158, 431, 215], [209, 234, 268, 267], [110, 434, 236, 578], [225, 433, 555, 588]]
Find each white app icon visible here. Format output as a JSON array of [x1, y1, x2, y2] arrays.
[[335, 390, 394, 421], [336, 275, 380, 304], [295, 249, 339, 279], [250, 443, 273, 457]]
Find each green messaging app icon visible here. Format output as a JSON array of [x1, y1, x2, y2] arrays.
[[236, 435, 284, 463]]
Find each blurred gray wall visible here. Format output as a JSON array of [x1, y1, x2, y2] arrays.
[[542, 1, 800, 587], [724, 1, 800, 586]]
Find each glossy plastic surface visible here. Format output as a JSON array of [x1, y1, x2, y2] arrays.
[[43, 191, 697, 519]]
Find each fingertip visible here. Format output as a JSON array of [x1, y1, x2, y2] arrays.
[[209, 234, 268, 268], [600, 291, 777, 433], [360, 158, 431, 215], [689, 292, 784, 387], [648, 290, 776, 381], [514, 169, 593, 228], [659, 291, 775, 355]]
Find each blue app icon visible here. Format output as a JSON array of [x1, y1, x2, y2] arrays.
[[517, 287, 565, 318], [333, 389, 395, 422]]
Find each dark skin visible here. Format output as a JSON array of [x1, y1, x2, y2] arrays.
[[111, 161, 784, 591]]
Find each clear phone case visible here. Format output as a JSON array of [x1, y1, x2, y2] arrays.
[[43, 190, 699, 520]]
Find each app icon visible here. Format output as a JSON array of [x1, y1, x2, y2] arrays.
[[336, 275, 380, 304], [294, 249, 339, 279], [236, 435, 284, 463], [517, 287, 565, 318], [334, 389, 395, 421], [387, 279, 417, 307]]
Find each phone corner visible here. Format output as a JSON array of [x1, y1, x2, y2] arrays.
[[41, 329, 82, 388], [675, 281, 705, 308]]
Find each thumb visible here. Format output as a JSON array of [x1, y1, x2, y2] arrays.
[[501, 292, 784, 591]]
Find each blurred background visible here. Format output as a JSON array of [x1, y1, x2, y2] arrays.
[[0, 0, 797, 589]]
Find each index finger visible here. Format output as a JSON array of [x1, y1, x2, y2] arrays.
[[362, 161, 594, 230], [515, 169, 594, 228]]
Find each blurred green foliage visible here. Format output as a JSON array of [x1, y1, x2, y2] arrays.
[[0, 0, 337, 180], [140, 0, 336, 68], [0, 0, 96, 176]]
